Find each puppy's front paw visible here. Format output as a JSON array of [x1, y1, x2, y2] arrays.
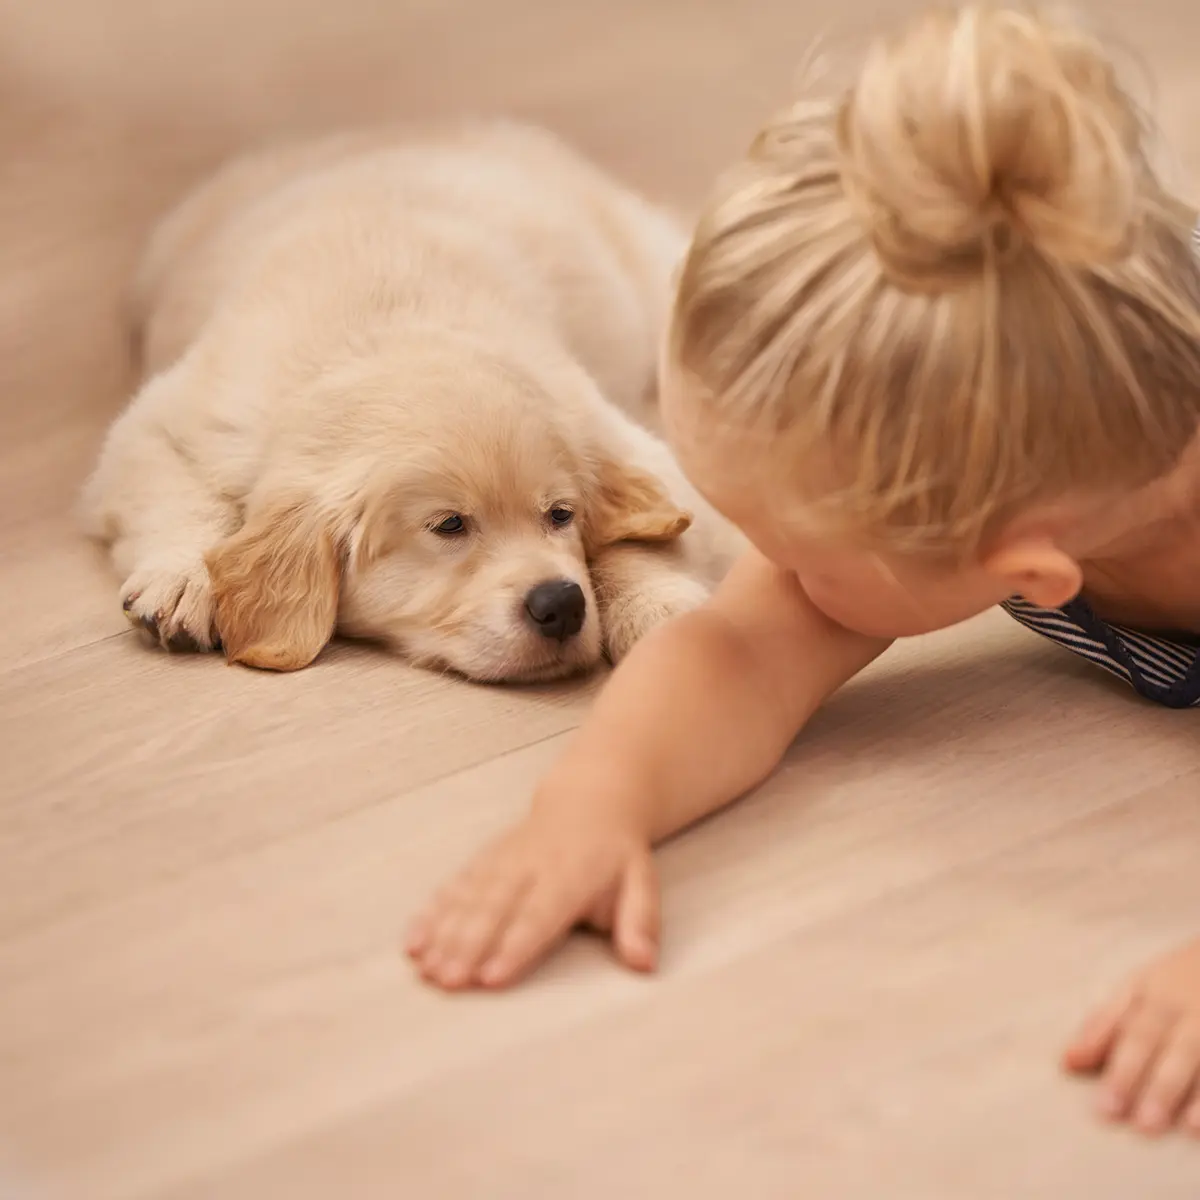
[[121, 562, 218, 652], [601, 574, 710, 664]]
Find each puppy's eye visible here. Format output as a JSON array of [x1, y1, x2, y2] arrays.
[[432, 514, 467, 536], [548, 507, 575, 528]]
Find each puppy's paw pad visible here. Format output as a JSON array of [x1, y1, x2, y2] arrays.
[[602, 576, 711, 663], [120, 563, 217, 652]]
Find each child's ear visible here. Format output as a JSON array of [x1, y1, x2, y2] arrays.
[[584, 459, 693, 554], [206, 498, 342, 671], [983, 538, 1083, 609]]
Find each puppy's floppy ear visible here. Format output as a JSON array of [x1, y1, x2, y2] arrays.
[[206, 498, 341, 672], [584, 459, 693, 553]]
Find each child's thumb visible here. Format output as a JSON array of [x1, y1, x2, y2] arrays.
[[613, 850, 660, 973]]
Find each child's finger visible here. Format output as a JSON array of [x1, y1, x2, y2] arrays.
[[1185, 1092, 1200, 1136], [613, 852, 660, 973], [1097, 1002, 1171, 1118], [1133, 1023, 1200, 1133], [405, 898, 450, 959], [424, 876, 533, 989], [479, 888, 578, 987], [406, 869, 477, 958], [1063, 987, 1135, 1073]]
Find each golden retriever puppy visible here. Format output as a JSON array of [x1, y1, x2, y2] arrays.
[[83, 121, 742, 681]]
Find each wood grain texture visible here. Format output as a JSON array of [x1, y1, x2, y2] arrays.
[[0, 1, 1197, 1197]]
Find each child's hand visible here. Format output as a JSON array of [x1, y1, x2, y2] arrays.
[[1064, 938, 1200, 1135], [406, 806, 659, 990]]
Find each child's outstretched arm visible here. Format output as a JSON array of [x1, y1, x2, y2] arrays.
[[406, 548, 891, 990]]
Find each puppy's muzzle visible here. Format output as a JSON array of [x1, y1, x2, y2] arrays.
[[523, 579, 586, 642]]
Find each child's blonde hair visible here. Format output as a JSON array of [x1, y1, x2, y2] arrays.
[[670, 4, 1200, 553]]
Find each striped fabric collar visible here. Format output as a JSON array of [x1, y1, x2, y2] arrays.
[[1002, 595, 1200, 708]]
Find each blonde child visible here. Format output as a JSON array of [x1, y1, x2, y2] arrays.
[[408, 4, 1200, 1135]]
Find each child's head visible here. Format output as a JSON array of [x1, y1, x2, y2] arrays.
[[664, 3, 1200, 636]]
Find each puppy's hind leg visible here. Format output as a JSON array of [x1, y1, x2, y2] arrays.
[[83, 364, 239, 652]]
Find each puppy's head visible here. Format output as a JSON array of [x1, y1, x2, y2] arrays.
[[206, 340, 692, 680]]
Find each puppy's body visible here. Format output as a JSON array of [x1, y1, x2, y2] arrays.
[[85, 122, 742, 680]]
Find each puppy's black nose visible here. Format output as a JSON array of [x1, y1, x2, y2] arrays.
[[523, 579, 586, 642]]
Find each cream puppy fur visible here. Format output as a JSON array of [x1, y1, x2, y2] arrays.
[[83, 121, 742, 681]]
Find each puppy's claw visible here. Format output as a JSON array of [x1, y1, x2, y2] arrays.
[[166, 629, 200, 653], [119, 564, 217, 654]]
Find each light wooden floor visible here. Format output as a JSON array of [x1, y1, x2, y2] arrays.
[[1, 2, 1198, 1196]]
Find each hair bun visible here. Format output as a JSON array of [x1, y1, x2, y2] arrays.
[[836, 5, 1145, 288]]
